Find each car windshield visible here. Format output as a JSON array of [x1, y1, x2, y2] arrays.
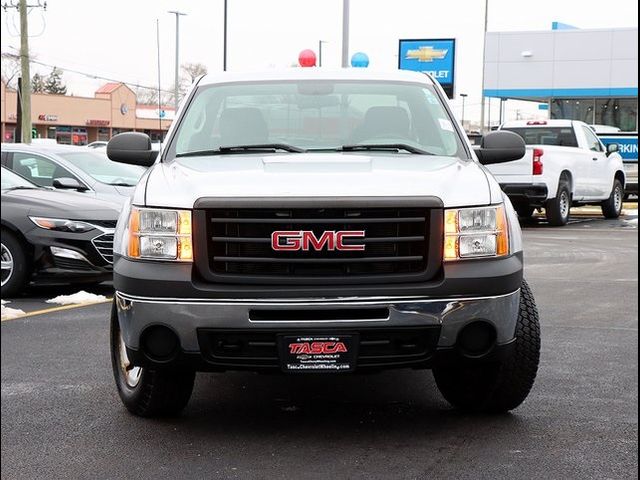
[[171, 80, 466, 158], [57, 151, 146, 186], [1, 167, 37, 189]]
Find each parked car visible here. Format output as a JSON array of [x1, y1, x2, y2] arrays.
[[87, 141, 109, 149], [485, 120, 625, 225], [1, 143, 146, 206], [1, 166, 119, 296], [105, 69, 540, 417]]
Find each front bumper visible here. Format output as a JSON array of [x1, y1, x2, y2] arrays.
[[115, 289, 521, 371]]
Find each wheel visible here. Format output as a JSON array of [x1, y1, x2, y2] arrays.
[[433, 280, 541, 413], [601, 179, 624, 219], [515, 205, 535, 218], [110, 301, 195, 417], [545, 181, 571, 226], [1, 229, 29, 297]]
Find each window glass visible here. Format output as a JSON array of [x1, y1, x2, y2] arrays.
[[595, 98, 638, 132], [550, 99, 595, 124], [172, 81, 465, 158], [502, 127, 579, 147], [11, 152, 77, 187], [57, 151, 145, 186], [582, 126, 603, 152]]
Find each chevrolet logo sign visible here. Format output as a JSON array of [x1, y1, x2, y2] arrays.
[[405, 46, 448, 62]]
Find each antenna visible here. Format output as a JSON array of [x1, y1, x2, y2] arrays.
[[156, 18, 162, 136]]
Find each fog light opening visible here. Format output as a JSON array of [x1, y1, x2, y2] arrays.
[[457, 321, 497, 358], [140, 325, 179, 362]]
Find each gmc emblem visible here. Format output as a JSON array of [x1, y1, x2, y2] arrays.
[[271, 230, 365, 252]]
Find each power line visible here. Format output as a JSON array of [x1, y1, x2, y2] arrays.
[[2, 51, 173, 94]]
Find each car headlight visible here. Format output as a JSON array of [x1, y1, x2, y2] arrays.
[[444, 205, 509, 260], [127, 207, 192, 261], [29, 217, 95, 233]]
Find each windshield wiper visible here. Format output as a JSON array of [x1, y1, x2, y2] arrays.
[[108, 182, 136, 187], [339, 143, 434, 155], [176, 143, 305, 157], [4, 186, 40, 191]]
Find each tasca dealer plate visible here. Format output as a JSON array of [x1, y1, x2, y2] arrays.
[[278, 334, 358, 373]]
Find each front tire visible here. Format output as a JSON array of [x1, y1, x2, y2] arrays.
[[546, 181, 571, 226], [601, 179, 624, 219], [433, 280, 541, 413], [1, 229, 29, 297], [110, 301, 195, 417]]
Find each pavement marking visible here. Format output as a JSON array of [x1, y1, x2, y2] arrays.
[[0, 299, 111, 322]]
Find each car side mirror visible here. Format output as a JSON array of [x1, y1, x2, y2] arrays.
[[606, 143, 619, 156], [474, 130, 526, 165], [52, 177, 88, 191], [107, 132, 159, 167]]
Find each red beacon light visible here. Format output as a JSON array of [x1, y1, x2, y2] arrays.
[[526, 120, 548, 126], [298, 49, 317, 67]]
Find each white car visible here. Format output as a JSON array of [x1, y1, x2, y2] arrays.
[[485, 120, 625, 226], [104, 69, 541, 417]]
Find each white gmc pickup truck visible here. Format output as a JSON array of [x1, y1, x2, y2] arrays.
[[106, 70, 541, 417], [486, 120, 626, 226]]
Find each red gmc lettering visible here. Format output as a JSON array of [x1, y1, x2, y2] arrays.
[[289, 342, 348, 354], [271, 230, 365, 252]]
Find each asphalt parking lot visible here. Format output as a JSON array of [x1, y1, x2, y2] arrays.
[[1, 209, 638, 480]]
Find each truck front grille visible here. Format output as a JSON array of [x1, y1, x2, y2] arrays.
[[194, 202, 443, 285]]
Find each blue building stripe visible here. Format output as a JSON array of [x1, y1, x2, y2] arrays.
[[483, 87, 638, 98]]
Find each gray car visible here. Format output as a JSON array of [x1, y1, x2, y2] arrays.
[[1, 143, 146, 206]]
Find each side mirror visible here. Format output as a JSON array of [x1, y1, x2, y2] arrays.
[[52, 177, 88, 191], [107, 132, 159, 167], [606, 143, 619, 156], [474, 130, 526, 165]]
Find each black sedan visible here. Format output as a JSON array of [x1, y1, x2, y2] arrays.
[[1, 167, 121, 296]]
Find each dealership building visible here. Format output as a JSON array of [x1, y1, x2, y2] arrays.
[[0, 81, 174, 145], [483, 26, 638, 133]]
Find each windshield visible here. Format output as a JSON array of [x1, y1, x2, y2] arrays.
[[171, 80, 465, 158], [1, 167, 37, 189], [57, 151, 146, 186]]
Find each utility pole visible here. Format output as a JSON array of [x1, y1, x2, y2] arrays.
[[479, 0, 489, 133], [2, 0, 46, 144], [168, 10, 186, 111], [341, 0, 349, 67]]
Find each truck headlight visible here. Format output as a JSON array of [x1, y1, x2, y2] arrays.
[[444, 205, 509, 260], [127, 207, 193, 261], [29, 217, 95, 233]]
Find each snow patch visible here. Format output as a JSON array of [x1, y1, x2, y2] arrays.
[[1, 303, 25, 320], [46, 291, 108, 306]]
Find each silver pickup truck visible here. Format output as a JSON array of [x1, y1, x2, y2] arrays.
[[106, 69, 540, 417]]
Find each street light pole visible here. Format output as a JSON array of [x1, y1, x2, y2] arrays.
[[341, 0, 350, 67], [460, 93, 468, 130], [223, 0, 228, 71], [318, 40, 327, 67], [479, 0, 489, 133], [168, 10, 187, 112]]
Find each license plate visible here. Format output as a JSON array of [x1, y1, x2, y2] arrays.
[[278, 334, 358, 373]]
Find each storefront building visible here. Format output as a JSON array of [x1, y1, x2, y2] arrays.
[[483, 27, 638, 132], [0, 82, 175, 144]]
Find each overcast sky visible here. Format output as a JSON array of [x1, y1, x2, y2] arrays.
[[1, 0, 638, 123]]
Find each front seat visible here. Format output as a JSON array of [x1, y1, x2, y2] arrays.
[[219, 107, 268, 146], [350, 106, 411, 143]]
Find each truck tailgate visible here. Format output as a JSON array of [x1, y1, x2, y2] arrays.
[[485, 147, 533, 184]]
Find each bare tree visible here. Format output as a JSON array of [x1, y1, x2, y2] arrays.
[[1, 53, 21, 89], [181, 62, 207, 83]]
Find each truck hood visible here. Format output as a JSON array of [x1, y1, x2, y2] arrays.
[[143, 153, 493, 208]]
